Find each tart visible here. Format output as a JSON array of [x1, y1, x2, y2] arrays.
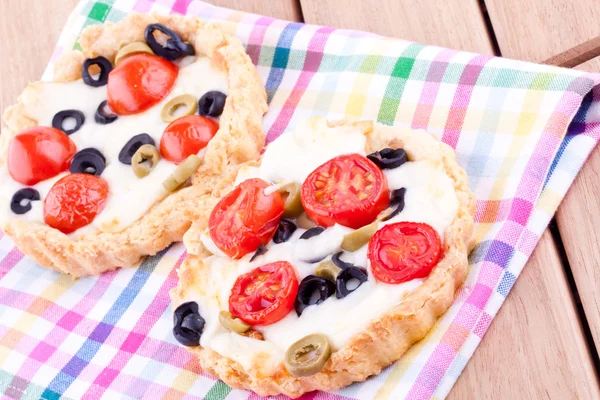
[[171, 117, 476, 397], [0, 13, 267, 277]]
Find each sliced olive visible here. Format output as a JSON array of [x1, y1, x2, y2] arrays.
[[198, 91, 227, 117], [381, 188, 406, 222], [315, 260, 342, 282], [277, 182, 303, 218], [250, 244, 267, 262], [340, 221, 378, 252], [52, 109, 85, 135], [11, 188, 40, 215], [273, 219, 297, 244], [332, 251, 354, 269], [219, 311, 250, 334], [284, 334, 331, 377], [163, 154, 203, 192], [132, 144, 160, 178], [82, 56, 112, 87], [295, 275, 335, 316], [119, 133, 155, 165], [367, 148, 407, 169], [300, 226, 325, 240], [70, 148, 106, 176], [336, 267, 368, 299], [95, 100, 118, 125], [145, 23, 195, 61], [115, 41, 155, 65], [296, 213, 317, 229], [173, 301, 204, 347], [161, 94, 198, 123]]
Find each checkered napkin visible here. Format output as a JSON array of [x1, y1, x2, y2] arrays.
[[1, 1, 600, 399]]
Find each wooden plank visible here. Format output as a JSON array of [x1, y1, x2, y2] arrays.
[[0, 0, 79, 121], [485, 0, 600, 63], [207, 0, 302, 22], [544, 35, 600, 68], [299, 0, 494, 54], [555, 56, 600, 353], [300, 1, 600, 398]]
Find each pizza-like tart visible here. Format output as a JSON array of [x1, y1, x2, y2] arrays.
[[0, 13, 267, 277], [171, 117, 476, 397]]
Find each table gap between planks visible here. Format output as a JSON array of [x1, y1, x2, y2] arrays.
[[0, 0, 599, 399]]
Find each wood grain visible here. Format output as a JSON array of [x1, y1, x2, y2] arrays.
[[485, 0, 600, 63], [556, 56, 600, 353], [207, 0, 302, 22], [299, 0, 494, 54], [299, 0, 600, 398]]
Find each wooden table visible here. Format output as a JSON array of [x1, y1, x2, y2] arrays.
[[1, 1, 599, 398]]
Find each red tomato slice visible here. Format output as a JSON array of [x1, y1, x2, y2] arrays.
[[107, 54, 178, 116], [229, 261, 299, 326], [209, 178, 285, 259], [8, 127, 76, 186], [301, 153, 390, 229], [368, 222, 442, 284], [44, 174, 109, 234], [160, 115, 219, 163]]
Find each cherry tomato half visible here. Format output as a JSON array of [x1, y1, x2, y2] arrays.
[[44, 174, 109, 234], [107, 54, 178, 116], [301, 154, 390, 229], [209, 178, 285, 259], [160, 115, 219, 163], [229, 261, 299, 326], [8, 127, 76, 186], [368, 222, 442, 284]]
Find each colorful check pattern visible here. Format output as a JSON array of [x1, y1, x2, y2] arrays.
[[2, 0, 600, 399]]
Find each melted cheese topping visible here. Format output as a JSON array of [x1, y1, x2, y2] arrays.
[[0, 57, 228, 237], [184, 120, 460, 376]]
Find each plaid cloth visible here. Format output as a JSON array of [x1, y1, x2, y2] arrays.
[[2, 0, 600, 399]]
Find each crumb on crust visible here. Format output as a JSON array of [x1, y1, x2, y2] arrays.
[[0, 12, 267, 277], [171, 119, 476, 398]]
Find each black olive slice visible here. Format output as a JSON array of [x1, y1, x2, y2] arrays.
[[299, 226, 325, 240], [250, 244, 267, 262], [295, 275, 336, 316], [198, 91, 227, 117], [336, 267, 368, 299], [273, 219, 297, 244], [332, 251, 354, 269], [382, 187, 406, 222], [367, 148, 407, 169], [95, 100, 118, 125], [82, 56, 113, 87], [145, 23, 195, 61], [173, 301, 204, 347], [119, 134, 155, 165], [11, 188, 40, 215], [70, 148, 106, 176], [52, 110, 85, 135]]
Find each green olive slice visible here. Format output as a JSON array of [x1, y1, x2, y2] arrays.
[[341, 221, 379, 252], [160, 94, 198, 123], [296, 213, 317, 229], [219, 311, 250, 334], [163, 154, 203, 192], [277, 182, 303, 218], [115, 42, 155, 65], [284, 333, 331, 377], [131, 144, 161, 178], [315, 260, 341, 282]]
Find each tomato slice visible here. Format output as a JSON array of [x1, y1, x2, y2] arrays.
[[368, 222, 442, 284], [209, 178, 285, 259], [107, 54, 178, 116], [160, 115, 219, 163], [301, 153, 390, 229], [43, 174, 109, 234], [229, 261, 299, 326], [8, 127, 76, 186]]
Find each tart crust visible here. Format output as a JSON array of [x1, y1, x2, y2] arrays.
[[171, 119, 476, 398], [0, 12, 267, 277]]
